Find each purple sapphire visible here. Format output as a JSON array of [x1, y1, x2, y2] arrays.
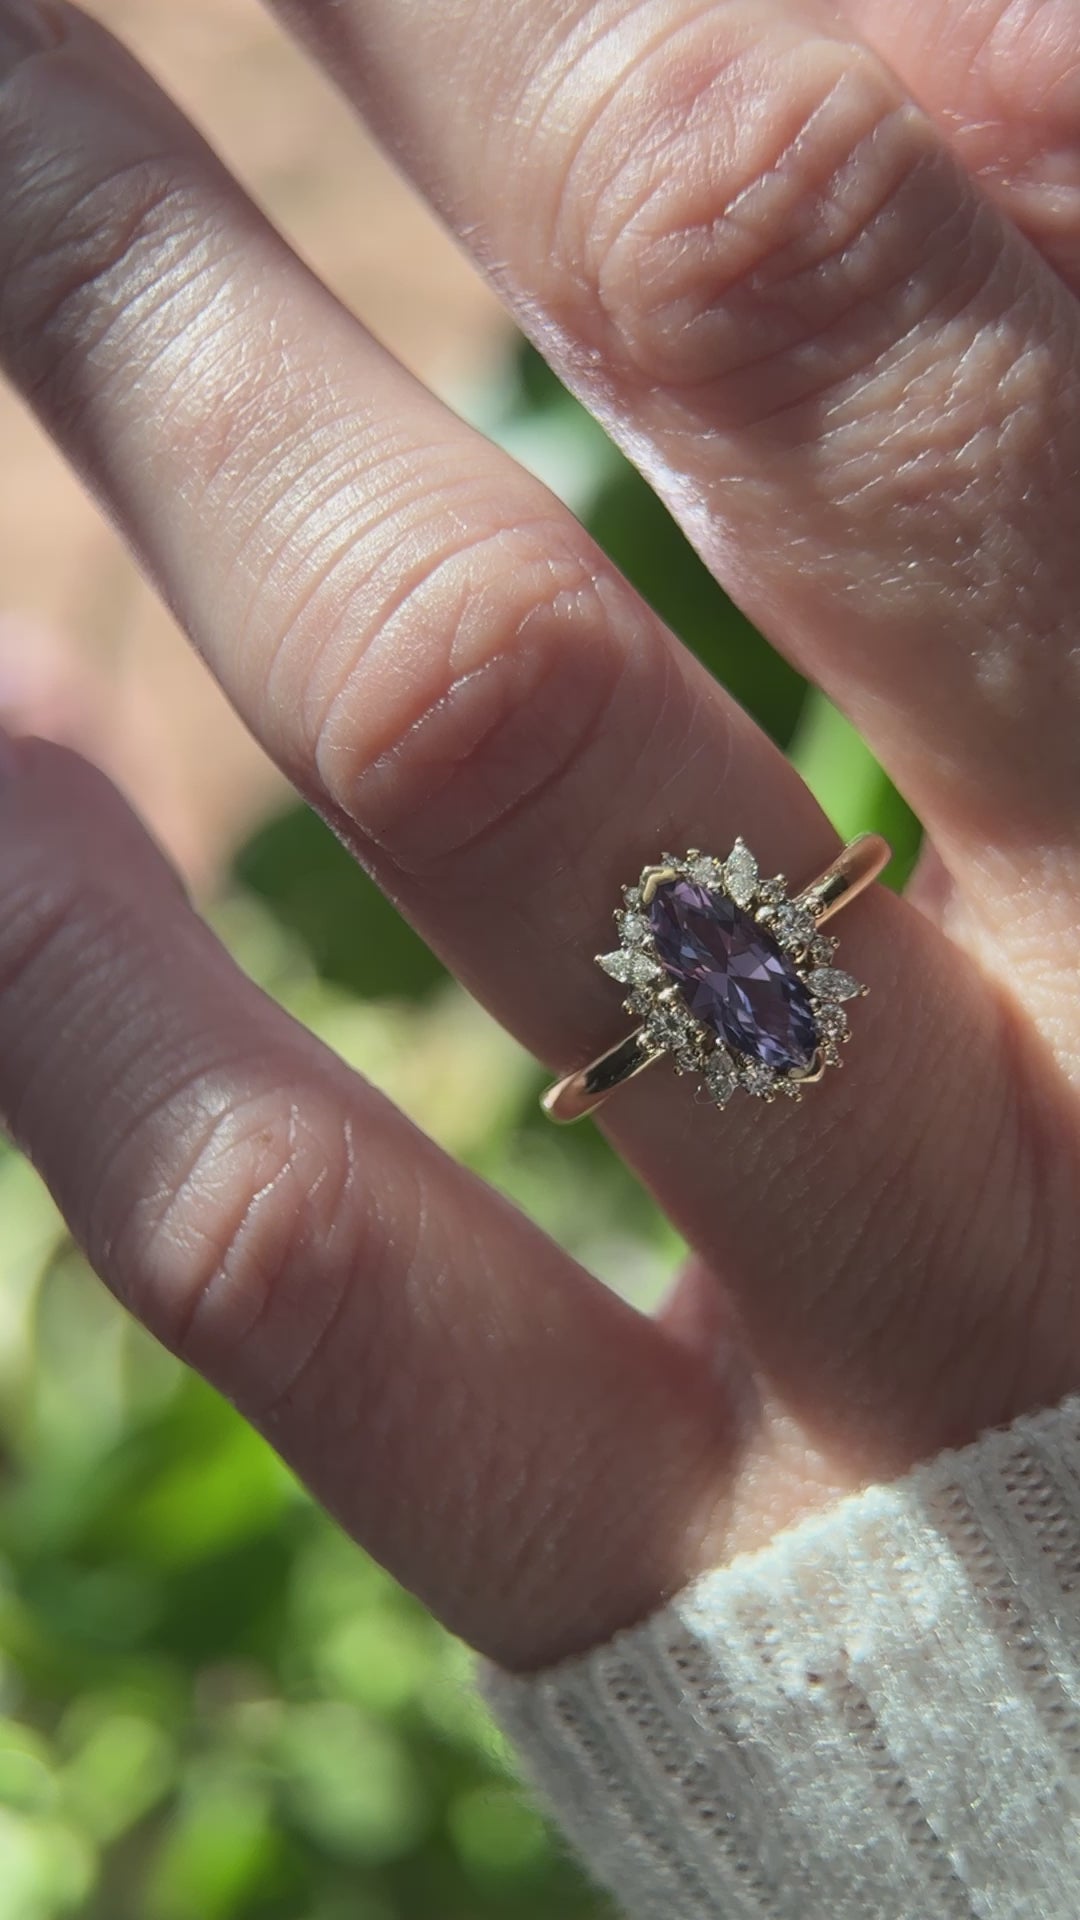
[[648, 878, 818, 1073]]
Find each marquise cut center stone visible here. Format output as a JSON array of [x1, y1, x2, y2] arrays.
[[648, 879, 818, 1073]]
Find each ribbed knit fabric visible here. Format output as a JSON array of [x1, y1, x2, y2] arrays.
[[477, 1393, 1080, 1919]]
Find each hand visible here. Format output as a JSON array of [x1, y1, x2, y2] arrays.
[[1, 0, 1079, 1675]]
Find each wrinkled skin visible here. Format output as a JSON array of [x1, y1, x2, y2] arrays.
[[1, 0, 1079, 1671]]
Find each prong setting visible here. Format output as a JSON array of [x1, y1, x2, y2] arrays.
[[600, 840, 868, 1107], [638, 864, 680, 908]]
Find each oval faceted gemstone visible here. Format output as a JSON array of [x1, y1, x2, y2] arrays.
[[648, 879, 818, 1072]]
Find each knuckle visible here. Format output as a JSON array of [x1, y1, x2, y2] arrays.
[[0, 738, 190, 1150], [0, 873, 95, 1143], [298, 513, 634, 878], [554, 19, 944, 396], [0, 137, 216, 413], [0, 769, 144, 1131], [111, 1075, 375, 1401]]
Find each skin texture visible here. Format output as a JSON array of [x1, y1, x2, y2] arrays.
[[1, 0, 1080, 1671]]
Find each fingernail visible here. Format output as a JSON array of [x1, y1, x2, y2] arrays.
[[0, 0, 64, 76]]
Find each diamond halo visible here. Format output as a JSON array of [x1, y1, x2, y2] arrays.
[[595, 838, 867, 1107]]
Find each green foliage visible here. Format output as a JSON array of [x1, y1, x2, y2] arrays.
[[0, 1126, 621, 1920], [0, 337, 919, 1916], [234, 810, 444, 1005]]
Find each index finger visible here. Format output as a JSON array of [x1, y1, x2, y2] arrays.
[[0, 730, 736, 1669]]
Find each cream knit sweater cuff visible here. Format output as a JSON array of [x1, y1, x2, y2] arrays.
[[477, 1393, 1080, 1920]]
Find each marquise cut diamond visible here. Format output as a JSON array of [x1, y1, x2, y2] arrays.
[[807, 967, 862, 1003], [704, 1051, 738, 1105], [596, 948, 661, 987], [723, 839, 758, 907]]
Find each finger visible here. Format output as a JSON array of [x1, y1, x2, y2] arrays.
[[0, 4, 1073, 1502], [0, 728, 740, 1669], [274, 0, 1080, 916], [0, 8, 836, 1114], [842, 0, 1080, 290]]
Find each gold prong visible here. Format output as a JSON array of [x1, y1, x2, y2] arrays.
[[639, 865, 679, 907], [789, 1050, 826, 1086]]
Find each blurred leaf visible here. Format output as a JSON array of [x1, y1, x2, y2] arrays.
[[312, 1606, 436, 1716], [0, 1722, 55, 1815], [0, 1809, 95, 1920], [14, 1248, 178, 1478], [0, 1157, 67, 1452], [234, 805, 446, 1002], [448, 1783, 549, 1881], [586, 463, 808, 748], [96, 1417, 295, 1572], [277, 1703, 429, 1864], [412, 1636, 507, 1767], [146, 1767, 285, 1920], [58, 1712, 173, 1844], [789, 689, 922, 887], [284, 984, 537, 1166]]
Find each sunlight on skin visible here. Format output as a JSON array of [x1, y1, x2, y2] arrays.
[[0, 0, 1079, 1675]]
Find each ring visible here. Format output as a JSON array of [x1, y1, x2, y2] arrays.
[[542, 832, 891, 1123]]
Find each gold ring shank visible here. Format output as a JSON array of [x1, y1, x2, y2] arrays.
[[542, 831, 890, 1124], [792, 830, 891, 925], [540, 1029, 659, 1123]]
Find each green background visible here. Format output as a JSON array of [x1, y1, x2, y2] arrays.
[[0, 343, 919, 1919]]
